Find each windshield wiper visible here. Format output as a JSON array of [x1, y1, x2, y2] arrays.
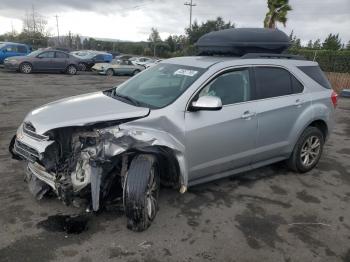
[[113, 92, 141, 106]]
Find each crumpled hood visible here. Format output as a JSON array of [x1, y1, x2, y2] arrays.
[[24, 92, 150, 134]]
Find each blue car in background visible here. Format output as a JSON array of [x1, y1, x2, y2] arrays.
[[71, 50, 113, 71], [0, 42, 31, 64]]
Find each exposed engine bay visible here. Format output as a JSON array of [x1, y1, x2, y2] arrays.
[[10, 119, 182, 212]]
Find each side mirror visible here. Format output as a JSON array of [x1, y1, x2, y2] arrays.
[[190, 95, 222, 111], [2, 49, 7, 53]]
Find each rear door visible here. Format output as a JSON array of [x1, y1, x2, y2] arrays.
[[185, 67, 258, 182], [53, 51, 69, 70], [252, 66, 309, 164]]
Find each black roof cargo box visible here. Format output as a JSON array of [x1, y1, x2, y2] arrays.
[[196, 28, 291, 56]]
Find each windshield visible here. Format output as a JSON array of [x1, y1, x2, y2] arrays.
[[113, 63, 206, 109], [0, 43, 6, 49], [28, 50, 43, 57]]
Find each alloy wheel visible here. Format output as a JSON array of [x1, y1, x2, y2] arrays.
[[21, 64, 32, 74], [68, 66, 77, 75], [146, 168, 158, 220], [300, 136, 321, 167]]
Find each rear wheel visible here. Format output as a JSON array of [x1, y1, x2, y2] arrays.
[[106, 68, 114, 77], [133, 69, 141, 76], [20, 62, 32, 74], [66, 65, 77, 75], [286, 127, 324, 173], [124, 154, 160, 232]]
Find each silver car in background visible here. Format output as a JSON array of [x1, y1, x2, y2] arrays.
[[10, 54, 337, 231]]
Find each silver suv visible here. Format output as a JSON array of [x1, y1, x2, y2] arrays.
[[10, 54, 337, 231]]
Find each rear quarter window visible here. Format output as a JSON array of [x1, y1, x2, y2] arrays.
[[298, 66, 332, 89]]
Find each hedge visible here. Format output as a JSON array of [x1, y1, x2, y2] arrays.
[[288, 49, 350, 73]]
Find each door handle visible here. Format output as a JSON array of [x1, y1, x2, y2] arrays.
[[241, 111, 256, 120], [294, 99, 304, 107]]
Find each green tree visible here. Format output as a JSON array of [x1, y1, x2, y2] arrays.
[[264, 0, 292, 28], [186, 17, 234, 45], [345, 40, 350, 50], [313, 39, 321, 49], [288, 30, 301, 50], [307, 40, 313, 49], [322, 33, 342, 50], [148, 28, 161, 57]]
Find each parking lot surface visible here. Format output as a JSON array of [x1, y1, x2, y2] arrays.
[[0, 69, 350, 262]]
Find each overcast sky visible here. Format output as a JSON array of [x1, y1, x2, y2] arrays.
[[0, 0, 349, 44]]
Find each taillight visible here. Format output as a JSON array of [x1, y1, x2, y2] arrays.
[[331, 90, 338, 108]]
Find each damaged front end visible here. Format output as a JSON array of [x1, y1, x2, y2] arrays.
[[11, 120, 184, 211]]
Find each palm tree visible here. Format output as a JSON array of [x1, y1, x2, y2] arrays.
[[264, 0, 292, 28]]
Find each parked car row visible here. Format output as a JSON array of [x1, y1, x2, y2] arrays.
[[0, 41, 161, 76]]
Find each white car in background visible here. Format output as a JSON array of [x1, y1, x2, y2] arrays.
[[92, 59, 144, 76], [144, 59, 163, 68], [132, 57, 153, 67]]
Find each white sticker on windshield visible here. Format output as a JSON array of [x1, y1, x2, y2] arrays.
[[174, 69, 198, 77]]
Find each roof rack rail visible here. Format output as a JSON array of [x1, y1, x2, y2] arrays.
[[241, 53, 305, 60]]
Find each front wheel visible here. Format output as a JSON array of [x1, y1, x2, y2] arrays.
[[286, 127, 324, 173], [106, 68, 114, 77], [124, 154, 160, 232], [66, 65, 77, 75], [20, 62, 32, 74]]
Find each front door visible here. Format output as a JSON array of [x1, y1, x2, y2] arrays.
[[34, 51, 55, 70], [185, 68, 258, 182]]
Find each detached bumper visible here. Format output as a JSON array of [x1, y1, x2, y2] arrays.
[[27, 162, 57, 191]]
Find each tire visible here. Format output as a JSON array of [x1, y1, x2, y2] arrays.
[[106, 68, 114, 77], [66, 65, 77, 75], [286, 126, 324, 173], [132, 69, 141, 76], [79, 63, 87, 71], [20, 62, 32, 74], [124, 154, 160, 232]]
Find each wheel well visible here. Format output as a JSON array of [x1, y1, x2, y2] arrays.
[[20, 61, 32, 67], [124, 146, 181, 188], [66, 64, 77, 69], [309, 120, 328, 139]]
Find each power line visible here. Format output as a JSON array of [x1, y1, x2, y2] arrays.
[[184, 0, 196, 30]]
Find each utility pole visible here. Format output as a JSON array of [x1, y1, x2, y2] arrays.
[[32, 5, 36, 32], [55, 15, 60, 46], [184, 0, 196, 30]]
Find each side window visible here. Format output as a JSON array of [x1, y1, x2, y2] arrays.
[[37, 51, 55, 58], [5, 45, 16, 52], [254, 67, 293, 99], [94, 54, 104, 61], [198, 68, 252, 105], [17, 45, 27, 53], [55, 52, 69, 58]]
